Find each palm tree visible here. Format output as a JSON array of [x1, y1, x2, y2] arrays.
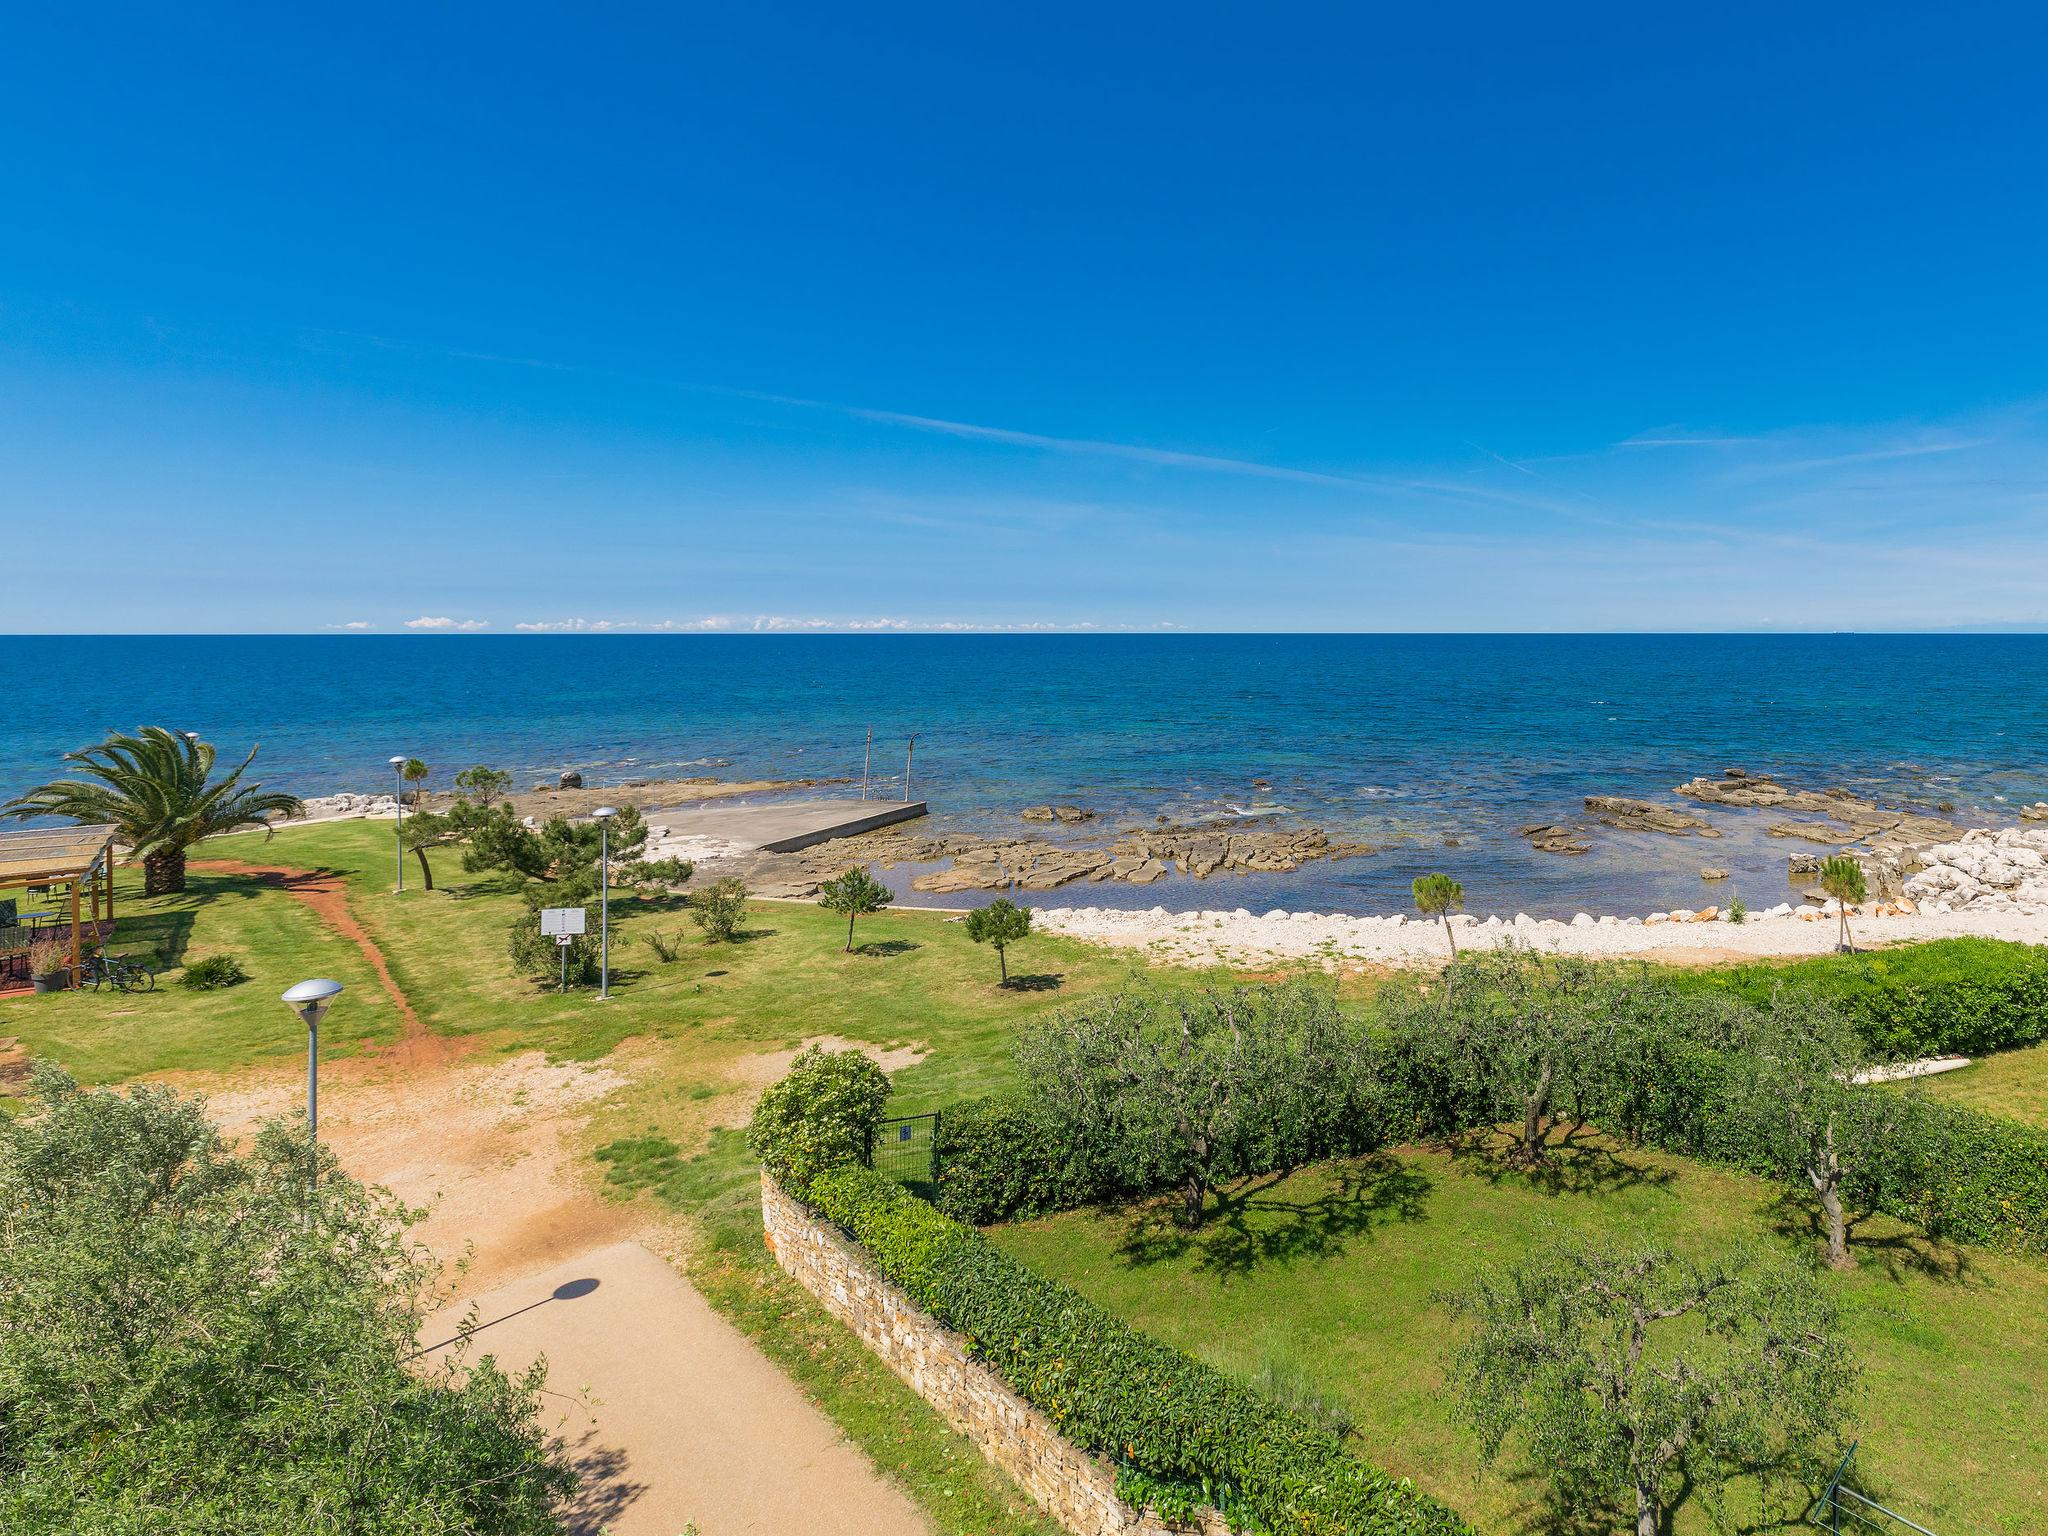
[[1818, 855, 1867, 954], [400, 757, 430, 807], [1413, 872, 1465, 958], [2, 727, 303, 896]]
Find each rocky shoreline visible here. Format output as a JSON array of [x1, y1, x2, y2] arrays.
[[1029, 899, 2048, 972], [285, 765, 2048, 928]]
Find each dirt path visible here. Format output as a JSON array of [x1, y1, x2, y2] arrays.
[[188, 859, 450, 1068]]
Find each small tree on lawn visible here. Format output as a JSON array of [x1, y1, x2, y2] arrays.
[[453, 765, 512, 806], [397, 809, 458, 890], [1444, 1236, 1855, 1536], [1722, 993, 1916, 1269], [1412, 873, 1464, 957], [400, 757, 430, 807], [964, 898, 1031, 984], [1818, 855, 1867, 953], [819, 866, 893, 952], [690, 876, 749, 943]]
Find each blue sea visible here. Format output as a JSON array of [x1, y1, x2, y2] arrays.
[[7, 635, 2047, 919]]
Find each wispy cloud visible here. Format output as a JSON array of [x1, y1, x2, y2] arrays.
[[404, 615, 490, 631], [511, 614, 1162, 634], [322, 620, 376, 631]]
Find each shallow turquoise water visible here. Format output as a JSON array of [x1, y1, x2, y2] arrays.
[[8, 634, 2046, 917]]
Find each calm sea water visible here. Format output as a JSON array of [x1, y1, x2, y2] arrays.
[[7, 635, 2047, 918]]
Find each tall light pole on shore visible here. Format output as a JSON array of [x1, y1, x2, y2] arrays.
[[389, 755, 408, 892], [593, 807, 615, 1000], [905, 736, 916, 803], [282, 978, 344, 1197], [862, 726, 872, 800]]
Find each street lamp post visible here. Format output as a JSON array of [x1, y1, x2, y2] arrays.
[[389, 755, 408, 892], [281, 978, 344, 1196], [593, 807, 615, 1000]]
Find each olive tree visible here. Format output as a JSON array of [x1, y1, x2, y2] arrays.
[[1721, 993, 1916, 1269], [0, 1066, 573, 1534], [1445, 1236, 1854, 1536], [1384, 949, 1614, 1166], [964, 897, 1031, 983], [818, 866, 894, 952], [1017, 982, 1362, 1228]]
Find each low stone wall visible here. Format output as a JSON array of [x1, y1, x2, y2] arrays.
[[761, 1173, 1228, 1536]]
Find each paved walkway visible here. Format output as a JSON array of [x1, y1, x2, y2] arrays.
[[421, 1241, 930, 1536]]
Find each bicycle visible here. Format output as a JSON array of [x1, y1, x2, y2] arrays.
[[84, 950, 157, 993]]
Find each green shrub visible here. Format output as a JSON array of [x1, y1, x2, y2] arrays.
[[1668, 938, 2048, 1060], [809, 1164, 1472, 1536], [746, 1045, 891, 1199], [178, 953, 248, 990], [689, 877, 749, 943]]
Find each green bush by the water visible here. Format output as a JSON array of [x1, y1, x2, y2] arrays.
[[809, 1163, 1474, 1536], [1667, 937, 2048, 1059]]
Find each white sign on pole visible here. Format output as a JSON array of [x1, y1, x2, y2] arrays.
[[540, 907, 587, 938]]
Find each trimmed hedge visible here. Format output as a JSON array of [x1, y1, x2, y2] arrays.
[[1667, 938, 2048, 1060], [809, 1163, 1475, 1536], [934, 1094, 1116, 1225]]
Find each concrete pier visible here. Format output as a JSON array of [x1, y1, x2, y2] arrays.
[[649, 798, 926, 853]]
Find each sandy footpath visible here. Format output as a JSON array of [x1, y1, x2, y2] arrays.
[[1034, 901, 2048, 971]]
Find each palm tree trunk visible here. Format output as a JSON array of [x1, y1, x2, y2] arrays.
[[1441, 913, 1457, 957], [846, 911, 856, 952], [142, 848, 187, 897], [1838, 906, 1852, 953]]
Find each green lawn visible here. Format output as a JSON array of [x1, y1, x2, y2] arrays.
[[0, 860, 407, 1082], [1923, 1041, 2048, 1130], [991, 1142, 2048, 1536], [0, 817, 1163, 1096]]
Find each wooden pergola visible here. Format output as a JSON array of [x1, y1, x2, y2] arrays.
[[0, 824, 118, 985]]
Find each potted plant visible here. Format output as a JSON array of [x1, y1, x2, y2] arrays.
[[28, 936, 70, 993]]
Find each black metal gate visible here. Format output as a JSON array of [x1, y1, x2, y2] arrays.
[[869, 1112, 940, 1198]]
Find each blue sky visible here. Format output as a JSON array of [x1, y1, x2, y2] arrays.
[[5, 4, 2046, 633]]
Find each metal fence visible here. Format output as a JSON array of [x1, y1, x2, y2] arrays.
[[869, 1111, 940, 1199], [1811, 1444, 1945, 1536]]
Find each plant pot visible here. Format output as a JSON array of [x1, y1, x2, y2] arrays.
[[31, 971, 69, 994]]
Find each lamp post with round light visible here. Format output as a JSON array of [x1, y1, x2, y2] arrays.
[[592, 807, 617, 999], [389, 755, 408, 892], [281, 978, 344, 1195]]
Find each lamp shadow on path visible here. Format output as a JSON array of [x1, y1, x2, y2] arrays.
[[412, 1276, 602, 1360]]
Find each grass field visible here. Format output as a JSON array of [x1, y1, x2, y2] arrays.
[[992, 1138, 2048, 1536], [1922, 1039, 2048, 1129], [6, 816, 2046, 1536]]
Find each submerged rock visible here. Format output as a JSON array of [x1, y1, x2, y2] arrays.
[[1519, 823, 1592, 856]]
